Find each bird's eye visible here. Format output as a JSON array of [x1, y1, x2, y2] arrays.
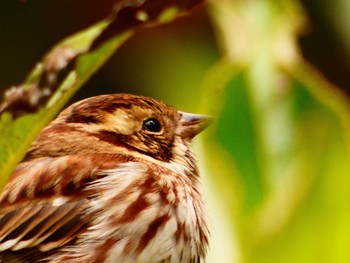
[[143, 118, 162, 132]]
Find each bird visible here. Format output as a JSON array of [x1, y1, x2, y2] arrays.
[[0, 94, 211, 263]]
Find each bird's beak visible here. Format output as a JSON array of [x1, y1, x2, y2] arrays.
[[178, 111, 213, 139]]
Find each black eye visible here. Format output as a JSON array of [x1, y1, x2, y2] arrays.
[[143, 118, 162, 132]]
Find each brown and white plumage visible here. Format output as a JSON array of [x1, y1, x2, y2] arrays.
[[0, 94, 210, 263]]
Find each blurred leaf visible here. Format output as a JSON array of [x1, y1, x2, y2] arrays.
[[214, 70, 264, 210], [204, 0, 350, 263], [250, 71, 350, 263]]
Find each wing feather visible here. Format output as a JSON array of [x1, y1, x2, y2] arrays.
[[0, 154, 126, 255], [0, 206, 42, 240], [0, 200, 87, 252]]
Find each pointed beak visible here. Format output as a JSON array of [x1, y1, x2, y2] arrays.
[[178, 111, 213, 139]]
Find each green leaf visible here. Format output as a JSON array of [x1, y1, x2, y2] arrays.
[[0, 21, 130, 191], [0, 111, 49, 189]]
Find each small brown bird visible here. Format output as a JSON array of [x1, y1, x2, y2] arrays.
[[0, 94, 210, 263]]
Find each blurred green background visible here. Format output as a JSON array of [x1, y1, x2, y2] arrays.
[[1, 0, 350, 262]]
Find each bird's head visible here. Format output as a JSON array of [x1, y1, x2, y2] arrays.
[[25, 94, 212, 163]]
